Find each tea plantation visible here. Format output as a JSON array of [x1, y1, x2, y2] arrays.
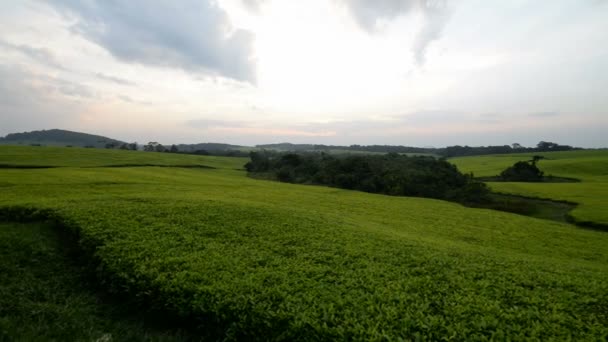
[[451, 150, 608, 225], [1, 146, 607, 340]]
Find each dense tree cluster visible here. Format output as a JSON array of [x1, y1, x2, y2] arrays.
[[500, 158, 545, 182], [440, 142, 576, 158], [246, 152, 490, 204], [256, 143, 435, 154]]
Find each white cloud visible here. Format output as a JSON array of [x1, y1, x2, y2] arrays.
[[342, 0, 451, 65], [47, 0, 257, 83], [0, 0, 607, 147]]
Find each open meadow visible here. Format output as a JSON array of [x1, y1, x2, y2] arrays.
[[451, 150, 608, 225], [1, 146, 607, 340]]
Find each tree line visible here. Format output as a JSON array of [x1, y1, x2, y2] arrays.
[[245, 151, 490, 204], [255, 141, 578, 157]]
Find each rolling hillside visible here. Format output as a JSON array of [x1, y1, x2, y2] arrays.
[[0, 129, 127, 148], [1, 146, 607, 340], [451, 150, 608, 225], [0, 145, 247, 169]]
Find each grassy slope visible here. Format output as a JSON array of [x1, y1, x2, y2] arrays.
[[1, 146, 607, 339], [0, 145, 247, 169], [0, 222, 189, 341], [451, 150, 608, 225]]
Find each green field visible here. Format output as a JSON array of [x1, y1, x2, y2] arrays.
[[451, 150, 608, 225], [0, 145, 247, 169], [0, 222, 190, 341], [1, 146, 607, 340]]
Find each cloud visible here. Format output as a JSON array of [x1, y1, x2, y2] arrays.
[[0, 65, 84, 135], [342, 0, 451, 65], [47, 0, 257, 83], [55, 81, 94, 98], [0, 40, 65, 70], [94, 73, 137, 86], [241, 0, 266, 13], [399, 110, 466, 125], [411, 1, 450, 65], [342, 0, 417, 31], [186, 119, 248, 128], [185, 119, 336, 137], [528, 111, 560, 118]]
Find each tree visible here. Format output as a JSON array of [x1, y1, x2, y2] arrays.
[[128, 143, 138, 151], [500, 161, 544, 182], [170, 144, 179, 153], [119, 143, 129, 150], [155, 144, 165, 152], [537, 141, 558, 150], [144, 142, 158, 152], [512, 143, 523, 149], [245, 151, 489, 204], [530, 155, 545, 165]]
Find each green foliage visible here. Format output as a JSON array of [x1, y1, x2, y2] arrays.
[[0, 222, 189, 341], [246, 152, 490, 203], [254, 142, 577, 158], [451, 150, 608, 225], [0, 145, 247, 169], [1, 146, 608, 340], [500, 160, 544, 182], [0, 129, 126, 148]]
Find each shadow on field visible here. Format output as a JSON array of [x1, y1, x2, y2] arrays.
[[0, 217, 197, 341], [465, 193, 608, 232]]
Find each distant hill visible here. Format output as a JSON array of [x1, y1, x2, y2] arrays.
[[256, 142, 580, 157], [176, 142, 250, 152], [0, 129, 127, 148], [256, 143, 436, 155]]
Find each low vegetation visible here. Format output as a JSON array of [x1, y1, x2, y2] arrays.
[[0, 222, 189, 341], [1, 146, 607, 340]]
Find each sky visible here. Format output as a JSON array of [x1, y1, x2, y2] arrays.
[[0, 0, 607, 147]]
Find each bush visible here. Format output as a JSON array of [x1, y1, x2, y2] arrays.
[[500, 161, 544, 182]]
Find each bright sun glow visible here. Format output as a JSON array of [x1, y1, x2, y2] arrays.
[[240, 0, 418, 115]]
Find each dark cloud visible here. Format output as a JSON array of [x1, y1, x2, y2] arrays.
[[343, 0, 450, 65], [95, 73, 137, 86], [47, 0, 256, 83]]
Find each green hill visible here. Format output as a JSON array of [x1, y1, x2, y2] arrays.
[[451, 150, 608, 225], [0, 129, 127, 148], [0, 145, 247, 169], [1, 146, 607, 340], [176, 142, 251, 152]]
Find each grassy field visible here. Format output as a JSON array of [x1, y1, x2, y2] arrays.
[[0, 145, 247, 169], [451, 150, 608, 225], [0, 222, 190, 341], [1, 146, 607, 340]]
